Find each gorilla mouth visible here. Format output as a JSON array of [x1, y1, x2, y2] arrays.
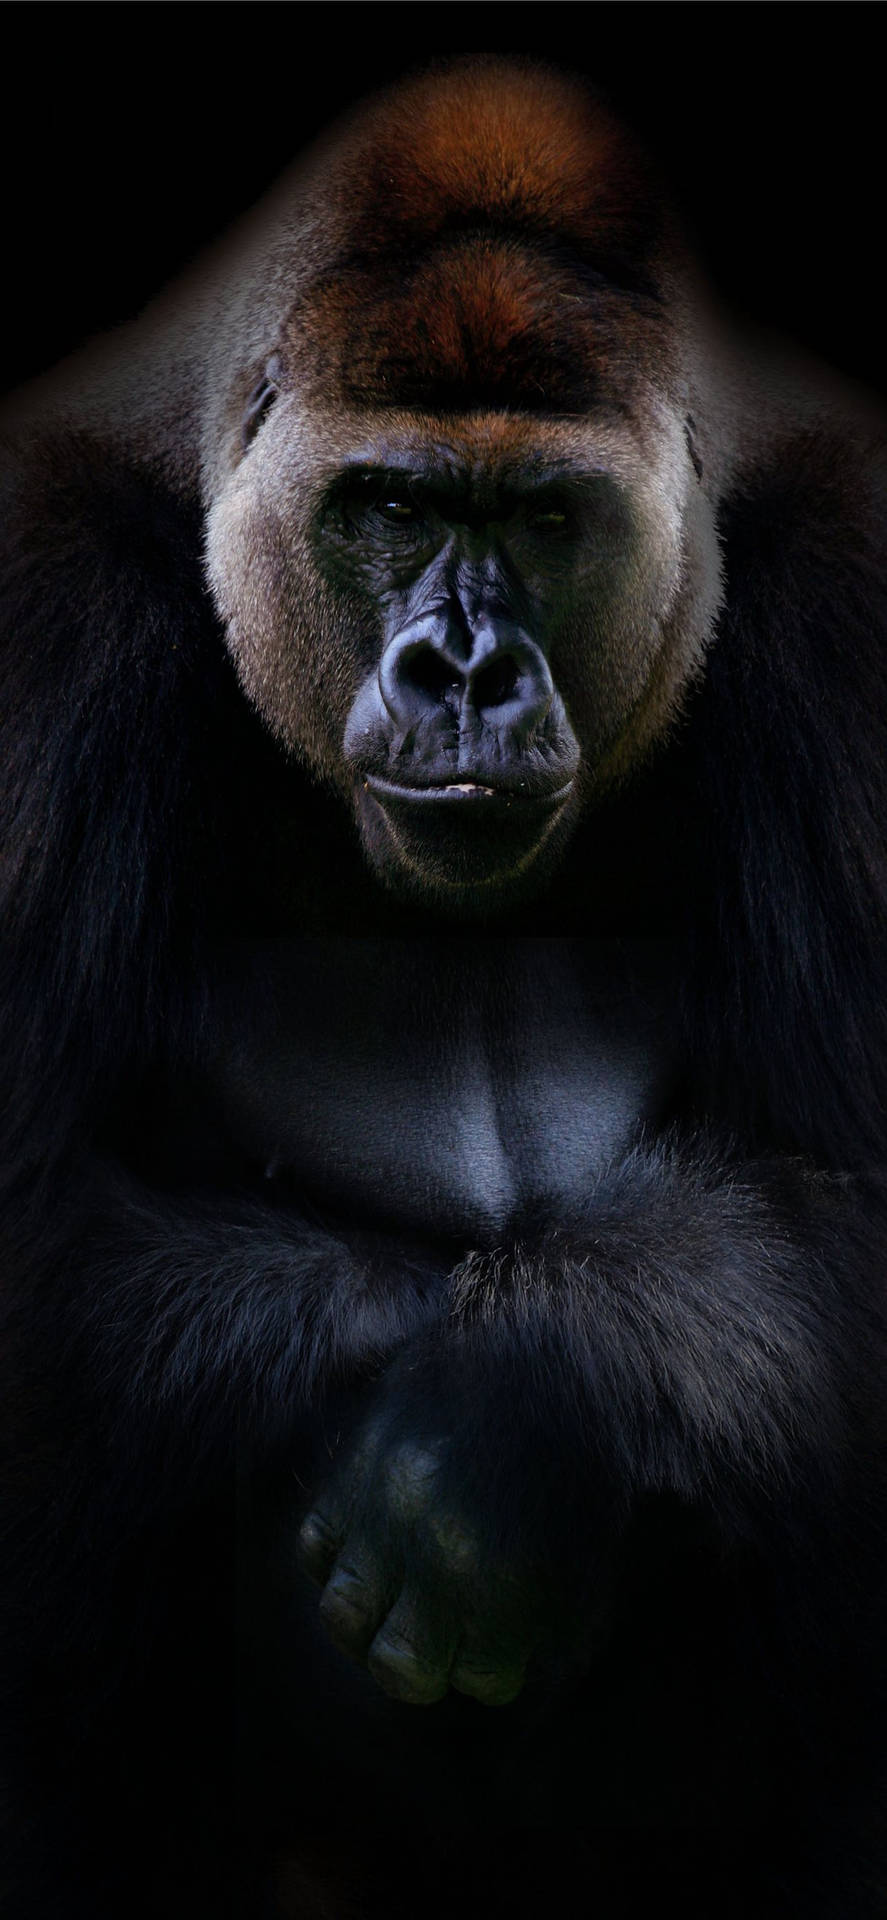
[[363, 773, 575, 807], [355, 770, 578, 902]]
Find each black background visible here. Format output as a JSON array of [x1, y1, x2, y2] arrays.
[[4, 2, 885, 399]]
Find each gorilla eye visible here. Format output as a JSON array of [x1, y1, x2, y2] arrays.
[[241, 361, 281, 451], [528, 508, 569, 533], [374, 491, 419, 526]]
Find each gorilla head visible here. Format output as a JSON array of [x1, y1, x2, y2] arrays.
[[204, 60, 723, 907]]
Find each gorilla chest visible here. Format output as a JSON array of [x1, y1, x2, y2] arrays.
[[201, 939, 677, 1244]]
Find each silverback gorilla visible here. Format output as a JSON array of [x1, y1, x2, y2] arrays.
[[1, 57, 886, 1920]]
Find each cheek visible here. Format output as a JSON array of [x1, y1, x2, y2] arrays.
[[204, 487, 357, 779], [552, 528, 682, 762]]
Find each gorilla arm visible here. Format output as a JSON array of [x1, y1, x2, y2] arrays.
[[299, 1144, 885, 1713], [15, 1163, 448, 1492], [0, 435, 446, 1519]]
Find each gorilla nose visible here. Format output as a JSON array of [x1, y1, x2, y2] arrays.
[[379, 623, 554, 744]]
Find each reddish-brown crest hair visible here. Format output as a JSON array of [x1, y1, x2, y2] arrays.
[[294, 59, 677, 414]]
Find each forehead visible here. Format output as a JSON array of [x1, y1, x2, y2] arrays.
[[319, 410, 655, 495]]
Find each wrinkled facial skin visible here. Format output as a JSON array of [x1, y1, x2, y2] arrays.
[[206, 402, 721, 910]]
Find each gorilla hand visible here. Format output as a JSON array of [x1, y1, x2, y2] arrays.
[[298, 1412, 542, 1708]]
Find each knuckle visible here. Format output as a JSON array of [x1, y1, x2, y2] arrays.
[[297, 1510, 340, 1579], [318, 1570, 377, 1650], [449, 1660, 526, 1706], [367, 1628, 448, 1705], [429, 1512, 478, 1569], [383, 1442, 443, 1519]]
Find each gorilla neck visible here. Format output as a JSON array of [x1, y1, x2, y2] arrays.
[[188, 938, 679, 1246]]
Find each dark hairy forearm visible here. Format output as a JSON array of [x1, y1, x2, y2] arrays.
[[394, 1142, 886, 1555], [3, 1160, 447, 1491], [6, 1143, 883, 1552], [292, 1138, 886, 1718]]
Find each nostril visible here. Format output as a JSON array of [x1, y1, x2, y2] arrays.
[[378, 625, 554, 734], [472, 656, 519, 711], [407, 649, 463, 704]]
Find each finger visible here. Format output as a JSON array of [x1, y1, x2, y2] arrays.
[[297, 1505, 344, 1586], [367, 1590, 457, 1707], [318, 1549, 388, 1659], [450, 1629, 528, 1706]]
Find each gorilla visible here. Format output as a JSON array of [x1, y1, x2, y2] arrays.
[[1, 55, 885, 1920]]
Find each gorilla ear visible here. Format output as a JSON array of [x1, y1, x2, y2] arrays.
[[684, 416, 704, 483], [241, 356, 282, 452]]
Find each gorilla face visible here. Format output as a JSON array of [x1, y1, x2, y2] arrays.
[[207, 399, 721, 907], [200, 52, 725, 908], [334, 418, 678, 901]]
